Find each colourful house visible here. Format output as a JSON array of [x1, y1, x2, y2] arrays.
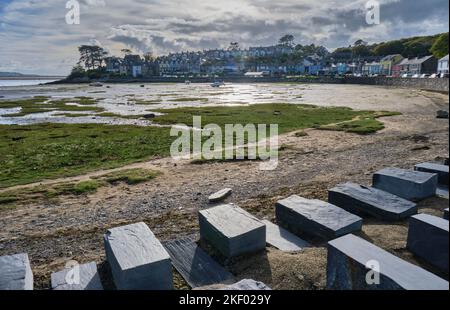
[[380, 54, 404, 76]]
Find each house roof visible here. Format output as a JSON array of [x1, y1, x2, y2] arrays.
[[398, 55, 434, 65], [381, 54, 402, 62], [439, 54, 449, 61]]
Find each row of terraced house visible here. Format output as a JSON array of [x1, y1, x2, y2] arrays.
[[104, 46, 449, 78]]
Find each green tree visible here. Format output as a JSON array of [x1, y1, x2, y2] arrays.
[[78, 45, 108, 70], [279, 34, 295, 47], [430, 33, 449, 59]]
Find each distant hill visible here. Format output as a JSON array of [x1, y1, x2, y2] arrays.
[[0, 72, 40, 77]]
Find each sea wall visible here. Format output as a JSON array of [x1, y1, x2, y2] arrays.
[[342, 77, 449, 92]]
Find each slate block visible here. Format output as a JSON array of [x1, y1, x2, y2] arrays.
[[262, 220, 311, 251], [0, 253, 33, 290], [373, 167, 438, 200], [436, 185, 449, 199], [199, 204, 266, 258], [407, 214, 449, 273], [328, 182, 417, 221], [51, 262, 103, 290], [275, 195, 362, 240], [445, 209, 449, 220], [104, 222, 173, 290], [163, 236, 234, 288], [221, 279, 271, 290], [415, 162, 449, 186], [327, 234, 449, 290], [209, 188, 232, 203]]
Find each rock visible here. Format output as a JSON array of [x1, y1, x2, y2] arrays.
[[199, 204, 266, 258], [140, 85, 145, 87], [208, 188, 232, 203], [262, 220, 310, 251], [143, 113, 156, 119], [51, 262, 103, 290], [445, 209, 449, 220], [436, 110, 449, 119], [104, 222, 173, 290], [414, 162, 449, 186], [327, 234, 449, 290], [328, 183, 417, 221], [373, 167, 438, 201], [275, 195, 362, 240], [407, 214, 449, 273], [221, 279, 271, 290], [0, 253, 33, 290]]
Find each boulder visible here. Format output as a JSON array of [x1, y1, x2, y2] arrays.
[[327, 234, 449, 290], [373, 167, 438, 200], [275, 195, 362, 240], [104, 222, 173, 290], [407, 214, 449, 273], [0, 253, 33, 290], [414, 162, 449, 186], [436, 110, 449, 119], [208, 188, 232, 203], [199, 204, 266, 258], [328, 182, 417, 221], [51, 262, 103, 290]]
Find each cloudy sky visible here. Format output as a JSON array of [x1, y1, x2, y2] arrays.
[[0, 0, 448, 75]]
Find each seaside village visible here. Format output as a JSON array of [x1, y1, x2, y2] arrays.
[[101, 41, 450, 79]]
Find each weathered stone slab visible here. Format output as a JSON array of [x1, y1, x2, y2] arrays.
[[327, 234, 449, 290], [445, 208, 449, 220], [199, 204, 266, 258], [373, 167, 438, 200], [163, 236, 234, 288], [51, 262, 103, 290], [415, 162, 449, 186], [328, 182, 417, 221], [275, 195, 362, 240], [436, 185, 449, 199], [221, 279, 271, 290], [407, 214, 449, 273], [262, 220, 311, 251], [209, 188, 232, 203], [0, 253, 33, 290], [104, 222, 173, 290]]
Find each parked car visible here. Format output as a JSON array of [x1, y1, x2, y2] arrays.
[[429, 73, 438, 78], [420, 74, 430, 78], [411, 74, 420, 78], [401, 73, 412, 78]]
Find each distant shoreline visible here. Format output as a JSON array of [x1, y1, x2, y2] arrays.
[[0, 76, 65, 80]]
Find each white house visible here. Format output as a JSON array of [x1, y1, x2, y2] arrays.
[[132, 65, 142, 77], [438, 54, 449, 75]]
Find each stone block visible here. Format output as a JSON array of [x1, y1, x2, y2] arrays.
[[373, 167, 438, 200], [0, 253, 33, 290], [104, 222, 173, 290], [328, 182, 417, 221], [407, 214, 449, 273], [275, 195, 362, 240], [199, 204, 266, 258], [51, 262, 103, 290], [415, 162, 449, 186], [327, 234, 448, 290]]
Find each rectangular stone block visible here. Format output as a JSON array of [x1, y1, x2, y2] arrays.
[[327, 234, 449, 290], [275, 195, 362, 240], [373, 167, 438, 201], [415, 162, 449, 186], [407, 214, 449, 273], [262, 220, 311, 251], [199, 204, 266, 258], [328, 182, 417, 221], [445, 208, 449, 220], [104, 222, 173, 290], [0, 253, 33, 290], [51, 262, 103, 290]]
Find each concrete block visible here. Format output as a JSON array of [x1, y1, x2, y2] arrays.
[[275, 195, 362, 240], [0, 253, 33, 290], [327, 234, 449, 290], [407, 214, 449, 273], [373, 167, 438, 200], [51, 262, 103, 290], [104, 222, 173, 290], [328, 182, 417, 221], [199, 204, 266, 258], [415, 162, 449, 186]]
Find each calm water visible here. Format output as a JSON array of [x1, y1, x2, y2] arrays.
[[0, 79, 57, 87]]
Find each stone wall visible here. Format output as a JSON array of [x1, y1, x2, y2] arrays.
[[343, 77, 449, 92]]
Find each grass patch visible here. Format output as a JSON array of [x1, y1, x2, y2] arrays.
[[0, 123, 175, 188], [134, 99, 162, 105], [54, 113, 92, 117], [96, 168, 161, 185], [169, 97, 209, 102]]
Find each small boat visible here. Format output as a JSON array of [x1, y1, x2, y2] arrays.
[[89, 82, 103, 87], [210, 81, 225, 88], [185, 80, 191, 85]]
